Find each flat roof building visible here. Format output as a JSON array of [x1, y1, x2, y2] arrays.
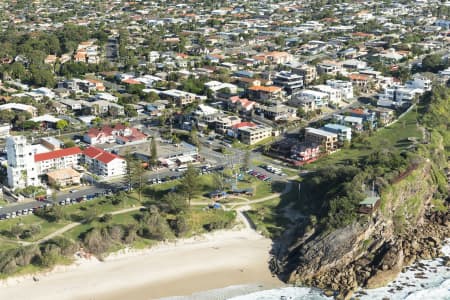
[[238, 125, 272, 145], [305, 127, 338, 153]]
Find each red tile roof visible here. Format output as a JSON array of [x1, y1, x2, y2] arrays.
[[83, 146, 122, 164], [82, 146, 103, 158], [122, 78, 141, 85], [248, 85, 282, 93], [34, 147, 82, 162]]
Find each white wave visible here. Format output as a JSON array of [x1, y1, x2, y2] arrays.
[[228, 287, 332, 300], [402, 279, 450, 300], [225, 240, 450, 300]]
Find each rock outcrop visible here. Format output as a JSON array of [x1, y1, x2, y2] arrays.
[[273, 162, 450, 299]]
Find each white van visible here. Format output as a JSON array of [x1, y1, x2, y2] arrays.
[[177, 166, 188, 172]]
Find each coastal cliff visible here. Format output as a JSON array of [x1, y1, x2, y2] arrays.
[[273, 160, 449, 299]]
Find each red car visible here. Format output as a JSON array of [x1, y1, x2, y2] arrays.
[[35, 195, 46, 201]]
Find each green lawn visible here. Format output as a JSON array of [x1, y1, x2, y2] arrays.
[[0, 215, 70, 243], [186, 208, 236, 236], [63, 195, 140, 222], [246, 196, 290, 238]]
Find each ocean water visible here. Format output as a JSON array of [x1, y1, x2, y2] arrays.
[[227, 241, 450, 300]]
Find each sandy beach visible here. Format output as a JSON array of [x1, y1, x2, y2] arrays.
[[0, 227, 283, 300]]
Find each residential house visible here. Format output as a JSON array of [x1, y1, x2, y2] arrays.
[[317, 60, 343, 76], [341, 59, 367, 71], [160, 89, 207, 106], [60, 99, 82, 111], [312, 85, 342, 105], [40, 137, 63, 151], [326, 80, 354, 100], [405, 76, 432, 91], [225, 96, 256, 114], [371, 107, 396, 126], [257, 104, 297, 121], [322, 124, 352, 142], [273, 71, 304, 96], [0, 103, 37, 117], [253, 51, 292, 64], [83, 124, 147, 145], [204, 81, 238, 94], [228, 122, 256, 138], [0, 123, 10, 138], [293, 64, 317, 85], [297, 89, 329, 107], [234, 77, 261, 89], [348, 73, 373, 93], [215, 115, 241, 133], [247, 85, 284, 104], [334, 114, 364, 131], [44, 55, 57, 65], [84, 100, 125, 116], [289, 97, 316, 112], [290, 143, 320, 162], [94, 92, 118, 103], [378, 86, 422, 105]]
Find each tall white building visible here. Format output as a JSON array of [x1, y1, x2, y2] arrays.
[[6, 136, 39, 189]]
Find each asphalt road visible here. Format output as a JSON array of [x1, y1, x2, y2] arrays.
[[0, 201, 48, 216], [0, 133, 290, 219]]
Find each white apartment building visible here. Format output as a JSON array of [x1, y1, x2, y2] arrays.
[[6, 136, 126, 188], [6, 136, 40, 189], [35, 147, 82, 174], [326, 80, 354, 100], [238, 125, 272, 145], [83, 147, 127, 178]]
